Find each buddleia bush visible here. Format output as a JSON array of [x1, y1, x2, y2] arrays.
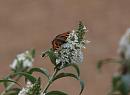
[[0, 22, 89, 95]]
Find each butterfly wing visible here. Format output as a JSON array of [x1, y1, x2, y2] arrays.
[[52, 32, 70, 50]]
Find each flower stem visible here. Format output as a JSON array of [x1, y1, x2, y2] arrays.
[[1, 75, 21, 95], [42, 69, 59, 93], [1, 68, 28, 95]]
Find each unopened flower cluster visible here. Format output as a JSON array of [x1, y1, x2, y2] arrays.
[[10, 50, 34, 70], [55, 25, 89, 67]]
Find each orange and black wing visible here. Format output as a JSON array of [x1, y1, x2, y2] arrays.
[[52, 32, 70, 50]]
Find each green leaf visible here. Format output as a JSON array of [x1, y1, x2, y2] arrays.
[[52, 73, 84, 95], [6, 92, 19, 95], [30, 48, 36, 58], [28, 67, 49, 79], [0, 79, 20, 87], [14, 72, 36, 83], [46, 91, 68, 95], [52, 73, 79, 82], [3, 75, 14, 88], [112, 75, 129, 95], [42, 49, 57, 65], [5, 92, 19, 95], [119, 82, 128, 95], [3, 73, 21, 88], [79, 80, 85, 95], [112, 75, 122, 90], [61, 64, 80, 77], [5, 88, 20, 95]]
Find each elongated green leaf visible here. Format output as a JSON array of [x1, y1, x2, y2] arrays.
[[47, 49, 57, 65], [79, 80, 85, 95], [14, 72, 36, 83], [42, 49, 57, 65], [6, 92, 19, 95], [3, 75, 14, 88], [52, 73, 79, 82], [52, 73, 84, 95], [61, 64, 80, 77], [28, 67, 49, 79], [46, 91, 68, 95], [0, 79, 20, 87], [5, 88, 20, 95], [8, 88, 21, 92]]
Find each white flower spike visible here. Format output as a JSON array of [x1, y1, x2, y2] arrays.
[[55, 23, 88, 67]]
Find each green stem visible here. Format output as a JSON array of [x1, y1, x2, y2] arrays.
[[42, 69, 59, 94], [1, 75, 21, 95], [1, 68, 29, 95]]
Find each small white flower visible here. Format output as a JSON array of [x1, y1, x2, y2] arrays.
[[23, 59, 33, 68], [83, 26, 87, 30], [18, 88, 28, 95], [18, 83, 33, 95], [86, 40, 91, 44], [26, 81, 33, 88], [18, 81, 41, 95], [67, 30, 79, 45], [40, 93, 46, 95], [118, 28, 130, 60], [10, 59, 17, 69], [17, 53, 26, 61], [10, 50, 34, 70]]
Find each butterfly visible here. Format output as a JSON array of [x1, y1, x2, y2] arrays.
[[42, 31, 70, 58], [52, 31, 70, 50]]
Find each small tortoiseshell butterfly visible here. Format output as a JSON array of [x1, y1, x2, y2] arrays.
[[52, 31, 70, 50]]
